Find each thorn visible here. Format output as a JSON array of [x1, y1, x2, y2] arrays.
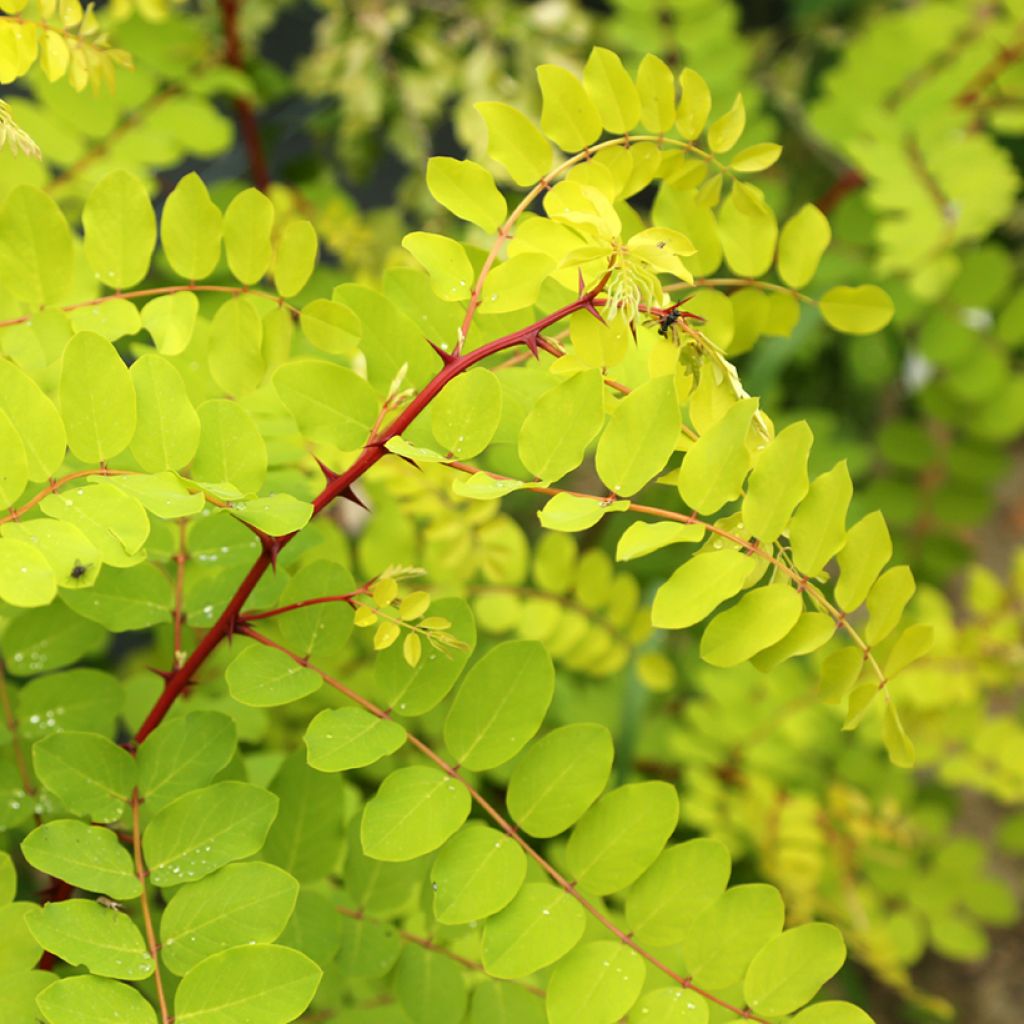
[[577, 268, 586, 298], [261, 533, 284, 570], [583, 299, 605, 325], [628, 319, 638, 344], [391, 452, 424, 471], [524, 330, 540, 360], [425, 338, 457, 366], [313, 456, 339, 482], [339, 485, 368, 510], [147, 666, 174, 683]]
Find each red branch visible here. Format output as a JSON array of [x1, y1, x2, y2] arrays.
[[217, 0, 270, 192], [132, 284, 607, 744]]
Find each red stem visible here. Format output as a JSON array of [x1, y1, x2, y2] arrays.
[[218, 0, 270, 191], [133, 287, 603, 744]]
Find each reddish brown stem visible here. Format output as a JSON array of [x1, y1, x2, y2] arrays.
[[131, 790, 170, 1023], [133, 286, 605, 744], [218, 0, 269, 191]]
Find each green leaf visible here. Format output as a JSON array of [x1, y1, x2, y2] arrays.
[[426, 157, 506, 233], [637, 54, 676, 133], [0, 973, 45, 1024], [626, 838, 731, 947], [432, 367, 502, 458], [583, 47, 640, 133], [743, 923, 846, 1016], [865, 565, 915, 645], [40, 482, 149, 568], [161, 862, 299, 976], [0, 538, 56, 607], [538, 494, 629, 533], [630, 988, 708, 1023], [0, 358, 66, 481], [161, 172, 222, 280], [708, 94, 745, 153], [777, 204, 831, 289], [537, 64, 603, 152], [474, 101, 552, 186], [16, 667, 120, 737], [173, 944, 321, 1024], [676, 68, 711, 140], [128, 354, 201, 472], [21, 820, 141, 899], [469, 981, 545, 1024], [596, 376, 680, 496], [60, 331, 136, 463], [305, 706, 406, 772], [143, 781, 279, 887], [82, 170, 156, 289], [482, 883, 586, 978], [361, 765, 470, 861], [230, 494, 313, 537], [0, 605, 106, 678], [506, 723, 613, 838], [680, 884, 784, 989], [334, 284, 438, 392], [226, 643, 321, 707], [616, 521, 704, 561], [27, 899, 153, 980], [718, 186, 778, 277], [700, 584, 804, 667], [141, 292, 199, 356], [476, 253, 554, 314], [402, 231, 474, 302], [2, 519, 98, 591], [300, 298, 361, 355], [192, 399, 267, 494], [835, 510, 892, 612], [394, 943, 467, 1024], [546, 941, 645, 1024], [431, 824, 526, 925], [793, 1004, 874, 1024], [32, 731, 134, 823], [103, 472, 204, 520], [60, 562, 173, 631], [754, 611, 836, 672], [789, 461, 852, 577], [223, 188, 274, 285], [35, 976, 156, 1024], [374, 597, 476, 716], [566, 781, 678, 895], [884, 623, 934, 678], [821, 647, 866, 705], [0, 849, 14, 904], [651, 549, 754, 630], [273, 359, 379, 450], [0, 185, 73, 304], [677, 398, 757, 514], [208, 296, 265, 395], [519, 369, 604, 482], [443, 640, 553, 771], [262, 753, 347, 882], [882, 701, 915, 767], [820, 285, 894, 335], [731, 142, 782, 173], [0, 902, 42, 972], [276, 560, 355, 661], [742, 421, 813, 545], [273, 220, 317, 298]]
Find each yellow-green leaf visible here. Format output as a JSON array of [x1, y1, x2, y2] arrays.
[[676, 68, 711, 140], [537, 63, 602, 153], [474, 101, 552, 186], [583, 47, 640, 134], [820, 285, 894, 335], [707, 93, 745, 153], [426, 157, 506, 233], [778, 204, 831, 289], [636, 54, 675, 132]]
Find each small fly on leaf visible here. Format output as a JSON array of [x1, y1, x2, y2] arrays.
[[644, 298, 706, 337], [69, 560, 91, 581]]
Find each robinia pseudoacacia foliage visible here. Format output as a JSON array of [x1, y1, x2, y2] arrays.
[[0, 44, 923, 1024]]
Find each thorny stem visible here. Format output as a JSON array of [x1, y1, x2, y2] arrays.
[[132, 282, 608, 744], [0, 283, 300, 331], [242, 627, 774, 1024], [443, 461, 891, 696], [131, 789, 170, 1024], [334, 905, 545, 999]]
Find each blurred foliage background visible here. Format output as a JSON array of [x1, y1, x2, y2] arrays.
[[3, 0, 1024, 1021]]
